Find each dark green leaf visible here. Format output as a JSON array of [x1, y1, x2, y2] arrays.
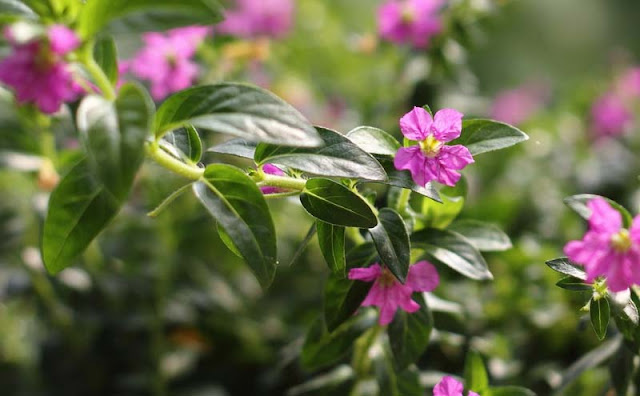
[[555, 276, 591, 291], [42, 160, 121, 274], [76, 0, 223, 38], [317, 220, 346, 274], [448, 220, 512, 252], [374, 157, 441, 201], [388, 293, 433, 369], [490, 386, 537, 396], [590, 298, 610, 340], [451, 119, 529, 155], [564, 194, 633, 228], [93, 35, 119, 86], [369, 208, 410, 283], [0, 0, 36, 20], [153, 83, 321, 147], [161, 125, 203, 164], [207, 138, 257, 159], [300, 178, 378, 228], [397, 366, 423, 396], [77, 83, 153, 200], [412, 228, 493, 280], [545, 258, 586, 280], [346, 126, 400, 156], [254, 126, 386, 181], [464, 350, 489, 394], [193, 164, 277, 289]]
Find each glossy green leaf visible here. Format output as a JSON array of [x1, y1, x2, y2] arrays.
[[448, 220, 512, 252], [300, 178, 378, 228], [316, 220, 346, 274], [76, 0, 223, 38], [207, 138, 257, 159], [590, 297, 610, 340], [153, 83, 321, 147], [490, 386, 537, 396], [0, 0, 37, 20], [464, 350, 489, 394], [346, 126, 400, 156], [555, 276, 591, 291], [93, 35, 119, 86], [374, 157, 441, 201], [545, 258, 586, 280], [564, 194, 633, 228], [412, 228, 493, 280], [388, 293, 433, 369], [254, 126, 386, 181], [161, 125, 203, 164], [42, 159, 122, 274], [450, 119, 529, 156], [301, 311, 377, 370], [369, 208, 410, 283], [193, 164, 277, 289]]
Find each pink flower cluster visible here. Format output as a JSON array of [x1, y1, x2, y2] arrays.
[[129, 26, 210, 100], [490, 83, 548, 126], [217, 0, 294, 39], [378, 0, 444, 49], [394, 106, 474, 187], [564, 198, 640, 292], [0, 24, 82, 114], [348, 260, 439, 325], [433, 376, 479, 396], [590, 67, 640, 138]]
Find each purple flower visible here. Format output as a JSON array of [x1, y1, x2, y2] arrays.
[[591, 92, 632, 138], [490, 83, 548, 125], [348, 260, 439, 325], [0, 24, 81, 114], [217, 0, 294, 39], [378, 0, 444, 49], [564, 198, 640, 292], [433, 376, 479, 396], [394, 107, 474, 187], [129, 26, 209, 100], [260, 163, 287, 194]]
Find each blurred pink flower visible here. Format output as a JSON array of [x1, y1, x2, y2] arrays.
[[348, 260, 439, 325], [617, 67, 640, 100], [0, 24, 82, 114], [591, 92, 632, 138], [218, 0, 294, 39], [490, 83, 547, 125], [260, 163, 287, 194], [433, 376, 479, 396], [129, 26, 209, 100], [564, 198, 640, 292], [394, 106, 474, 187], [378, 0, 444, 49]]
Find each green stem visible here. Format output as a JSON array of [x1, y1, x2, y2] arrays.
[[80, 40, 116, 101], [395, 188, 411, 214], [145, 142, 204, 180], [257, 173, 307, 190]]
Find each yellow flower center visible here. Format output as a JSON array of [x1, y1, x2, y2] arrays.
[[401, 5, 415, 23], [377, 267, 397, 287], [611, 229, 632, 252], [35, 47, 57, 71], [419, 135, 443, 158]]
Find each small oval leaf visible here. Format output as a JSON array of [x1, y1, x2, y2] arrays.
[[545, 257, 587, 280], [316, 220, 346, 275], [346, 126, 400, 156], [556, 276, 592, 291], [590, 298, 610, 340], [448, 220, 512, 252], [93, 35, 119, 86], [162, 125, 203, 163], [451, 119, 529, 155], [369, 208, 411, 283]]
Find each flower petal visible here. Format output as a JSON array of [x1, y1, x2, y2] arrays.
[[432, 108, 463, 142], [348, 263, 382, 282], [433, 376, 464, 396], [588, 198, 622, 234], [438, 145, 474, 170], [406, 260, 439, 292], [394, 146, 430, 186], [48, 25, 80, 54], [399, 106, 433, 141]]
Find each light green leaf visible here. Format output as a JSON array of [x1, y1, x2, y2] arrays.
[[93, 35, 119, 86], [346, 126, 400, 156], [464, 349, 489, 394], [451, 119, 529, 156], [590, 297, 610, 340]]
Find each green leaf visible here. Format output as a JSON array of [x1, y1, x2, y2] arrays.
[[448, 220, 512, 252], [300, 178, 378, 228], [316, 220, 346, 275], [369, 208, 410, 283], [346, 126, 400, 156], [207, 138, 257, 159], [388, 293, 433, 369], [410, 180, 466, 229], [301, 311, 377, 371], [254, 126, 386, 181], [93, 35, 119, 86], [564, 194, 633, 228], [324, 244, 377, 332], [545, 258, 586, 280], [0, 0, 37, 20], [590, 297, 610, 340], [193, 164, 277, 289], [77, 83, 153, 201], [555, 276, 591, 291], [161, 125, 203, 164], [374, 157, 441, 201], [153, 83, 321, 147], [42, 159, 122, 274], [490, 386, 537, 396], [76, 0, 223, 38], [412, 228, 493, 280], [451, 119, 529, 156], [464, 350, 489, 394], [609, 343, 635, 396]]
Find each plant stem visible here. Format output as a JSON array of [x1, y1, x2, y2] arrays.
[[80, 40, 116, 101], [395, 188, 411, 214], [257, 173, 307, 191], [145, 142, 204, 180]]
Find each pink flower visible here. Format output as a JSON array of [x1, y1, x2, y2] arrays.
[[564, 198, 640, 292], [393, 107, 474, 187], [490, 83, 548, 125], [378, 0, 444, 49], [348, 260, 439, 325], [0, 24, 81, 114], [617, 67, 640, 100], [433, 376, 479, 396], [129, 26, 209, 100], [591, 93, 632, 138], [260, 163, 287, 194], [217, 0, 294, 39]]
